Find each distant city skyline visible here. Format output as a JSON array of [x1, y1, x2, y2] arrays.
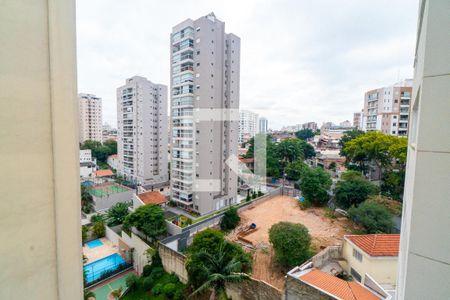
[[77, 0, 418, 129]]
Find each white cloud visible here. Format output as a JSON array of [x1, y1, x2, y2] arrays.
[[76, 0, 419, 129]]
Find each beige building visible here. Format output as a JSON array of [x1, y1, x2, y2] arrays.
[[362, 80, 412, 136], [0, 0, 83, 299], [397, 0, 450, 298], [342, 235, 399, 290], [353, 111, 363, 129], [79, 93, 103, 143]]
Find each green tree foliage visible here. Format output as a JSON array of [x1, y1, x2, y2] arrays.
[[106, 202, 130, 226], [220, 207, 240, 231], [328, 162, 337, 171], [82, 225, 89, 244], [186, 229, 252, 291], [295, 128, 314, 140], [339, 129, 365, 156], [269, 222, 312, 268], [123, 204, 167, 240], [277, 138, 305, 163], [80, 140, 116, 163], [81, 185, 94, 213], [286, 160, 308, 181], [381, 170, 405, 200], [341, 170, 364, 181], [125, 273, 140, 292], [298, 167, 332, 206], [92, 221, 105, 238], [335, 176, 379, 209], [189, 242, 250, 299], [348, 200, 394, 233]]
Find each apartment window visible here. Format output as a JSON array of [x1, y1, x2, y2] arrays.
[[196, 27, 200, 32], [196, 63, 200, 66], [350, 268, 362, 282], [196, 50, 200, 55], [353, 249, 363, 262]]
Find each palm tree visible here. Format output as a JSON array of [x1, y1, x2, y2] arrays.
[[190, 243, 249, 300], [81, 185, 94, 213], [83, 289, 95, 300]]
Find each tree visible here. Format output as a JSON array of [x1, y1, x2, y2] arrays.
[[298, 167, 332, 206], [106, 202, 130, 226], [220, 207, 240, 231], [328, 162, 337, 171], [123, 204, 167, 241], [341, 170, 364, 181], [125, 273, 140, 292], [103, 139, 117, 155], [84, 289, 95, 300], [189, 242, 250, 299], [186, 229, 252, 291], [339, 129, 365, 156], [269, 222, 312, 268], [81, 185, 94, 213], [286, 160, 308, 181], [335, 177, 379, 209], [295, 128, 314, 140], [381, 170, 405, 201], [277, 138, 304, 164], [110, 287, 122, 300], [80, 140, 115, 163], [348, 201, 394, 233], [92, 221, 105, 238], [299, 140, 316, 159], [82, 225, 89, 244]]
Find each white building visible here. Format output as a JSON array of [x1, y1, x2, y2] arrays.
[[397, 0, 450, 298], [239, 109, 258, 144], [79, 93, 102, 143], [302, 122, 318, 131], [117, 76, 169, 186], [79, 149, 96, 178], [258, 117, 268, 134], [170, 12, 240, 215], [362, 80, 413, 136]]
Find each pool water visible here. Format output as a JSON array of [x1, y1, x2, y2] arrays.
[[84, 253, 126, 284], [86, 239, 103, 248]]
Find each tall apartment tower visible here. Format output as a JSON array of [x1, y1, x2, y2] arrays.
[[79, 93, 103, 143], [170, 12, 240, 215], [239, 109, 259, 144], [353, 111, 363, 130], [117, 76, 168, 186], [302, 122, 318, 131], [362, 80, 413, 136], [259, 117, 268, 134]]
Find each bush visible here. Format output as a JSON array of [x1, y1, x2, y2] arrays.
[[90, 214, 104, 223], [257, 191, 264, 197], [220, 206, 240, 231], [142, 265, 152, 277], [246, 194, 251, 202], [122, 204, 167, 241], [252, 191, 257, 199], [92, 221, 105, 238], [150, 267, 164, 281], [162, 283, 177, 297], [335, 177, 379, 209], [142, 276, 153, 291], [82, 225, 89, 244], [167, 272, 180, 284], [269, 222, 312, 268], [174, 289, 184, 300], [125, 273, 140, 292], [151, 283, 163, 295], [348, 201, 394, 233]]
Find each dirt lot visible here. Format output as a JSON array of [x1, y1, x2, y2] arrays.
[[227, 195, 355, 290]]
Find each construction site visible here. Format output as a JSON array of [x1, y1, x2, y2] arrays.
[[227, 195, 355, 290]]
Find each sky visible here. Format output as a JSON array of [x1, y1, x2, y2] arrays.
[[76, 0, 419, 130]]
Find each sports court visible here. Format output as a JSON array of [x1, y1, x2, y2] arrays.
[[90, 271, 133, 300]]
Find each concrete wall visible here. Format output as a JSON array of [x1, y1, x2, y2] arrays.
[[121, 230, 151, 275], [0, 1, 83, 299], [285, 275, 334, 300], [105, 226, 121, 246], [226, 278, 282, 300], [396, 1, 450, 298], [93, 189, 133, 211], [159, 243, 189, 283]]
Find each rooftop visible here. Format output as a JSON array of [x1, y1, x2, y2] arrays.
[[89, 183, 130, 198], [137, 191, 167, 205], [94, 169, 114, 177], [299, 269, 381, 300], [345, 234, 400, 257]]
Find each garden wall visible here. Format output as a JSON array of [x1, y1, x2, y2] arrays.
[[225, 278, 282, 300], [285, 275, 334, 300], [158, 242, 188, 283]]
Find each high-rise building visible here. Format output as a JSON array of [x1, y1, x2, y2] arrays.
[[117, 76, 168, 186], [353, 111, 363, 130], [170, 12, 240, 215], [79, 93, 102, 143], [0, 1, 83, 298], [239, 109, 259, 144], [302, 122, 318, 131], [397, 0, 450, 298], [362, 80, 412, 136], [259, 117, 268, 134], [339, 120, 352, 127]]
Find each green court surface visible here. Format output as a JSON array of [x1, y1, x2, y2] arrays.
[[91, 272, 130, 300], [89, 184, 128, 197]]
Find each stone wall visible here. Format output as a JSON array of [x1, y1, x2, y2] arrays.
[[159, 243, 188, 283], [285, 275, 334, 300], [225, 278, 282, 300]]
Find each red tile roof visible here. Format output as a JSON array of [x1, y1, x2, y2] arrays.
[[300, 269, 381, 300], [94, 169, 114, 177], [345, 234, 400, 257], [239, 157, 254, 164], [137, 191, 167, 205]]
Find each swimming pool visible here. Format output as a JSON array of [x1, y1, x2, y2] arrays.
[[86, 239, 103, 249], [84, 253, 127, 284]]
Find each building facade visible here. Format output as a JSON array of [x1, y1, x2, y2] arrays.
[[239, 109, 258, 144], [397, 0, 450, 298], [79, 93, 103, 143], [258, 117, 268, 134], [117, 76, 168, 186], [362, 80, 412, 136], [301, 121, 318, 131], [353, 111, 363, 129], [170, 12, 240, 215]]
